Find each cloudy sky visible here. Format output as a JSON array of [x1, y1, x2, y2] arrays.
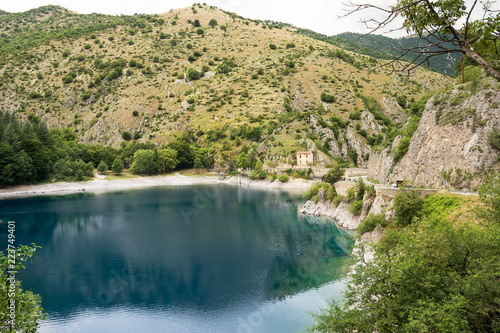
[[0, 0, 408, 37], [1, 0, 496, 37]]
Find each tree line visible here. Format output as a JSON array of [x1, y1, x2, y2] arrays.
[[0, 112, 216, 187]]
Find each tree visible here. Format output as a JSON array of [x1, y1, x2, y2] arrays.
[[157, 148, 178, 173], [97, 160, 108, 174], [393, 188, 424, 227], [477, 171, 500, 223], [324, 163, 345, 184], [122, 131, 131, 141], [307, 218, 500, 332], [343, 0, 500, 80], [111, 158, 124, 174], [1, 244, 45, 332], [237, 153, 250, 169], [167, 140, 194, 169], [130, 149, 158, 175], [193, 157, 203, 172], [209, 19, 217, 28]]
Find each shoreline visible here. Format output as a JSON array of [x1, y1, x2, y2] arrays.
[[0, 173, 317, 200]]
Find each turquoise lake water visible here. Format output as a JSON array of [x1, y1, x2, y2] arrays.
[[0, 185, 354, 333]]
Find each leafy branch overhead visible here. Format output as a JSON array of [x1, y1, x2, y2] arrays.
[[342, 0, 500, 79]]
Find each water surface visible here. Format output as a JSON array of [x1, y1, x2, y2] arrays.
[[0, 185, 354, 332]]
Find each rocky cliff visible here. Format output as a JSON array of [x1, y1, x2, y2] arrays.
[[368, 80, 500, 189], [299, 189, 381, 230]]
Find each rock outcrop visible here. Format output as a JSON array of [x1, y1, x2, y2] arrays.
[[368, 83, 500, 189], [299, 190, 377, 230]]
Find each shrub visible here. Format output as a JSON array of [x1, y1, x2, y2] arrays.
[[111, 158, 124, 174], [324, 164, 345, 184], [394, 189, 424, 227], [278, 174, 289, 182], [286, 43, 296, 49], [302, 182, 337, 202], [489, 129, 500, 151], [122, 131, 131, 140], [321, 92, 335, 103], [348, 111, 361, 120], [393, 137, 411, 165], [269, 43, 277, 50], [349, 200, 363, 215], [196, 28, 204, 35], [186, 67, 202, 80], [358, 213, 387, 234], [97, 160, 108, 174]]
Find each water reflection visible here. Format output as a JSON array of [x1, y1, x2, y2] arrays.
[[0, 185, 354, 324]]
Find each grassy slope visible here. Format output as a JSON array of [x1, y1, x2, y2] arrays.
[[0, 5, 449, 165]]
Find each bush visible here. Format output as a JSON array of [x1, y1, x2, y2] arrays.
[[321, 92, 336, 103], [394, 188, 424, 227], [358, 213, 387, 234], [349, 200, 363, 215], [302, 182, 337, 202], [348, 111, 361, 120], [186, 67, 202, 80], [269, 43, 277, 50], [489, 129, 500, 151], [278, 174, 289, 182], [111, 158, 124, 174], [122, 131, 131, 140], [393, 137, 411, 165], [97, 160, 108, 174], [324, 164, 345, 184], [132, 110, 139, 116]]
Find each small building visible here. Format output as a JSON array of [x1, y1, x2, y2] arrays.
[[296, 151, 313, 166]]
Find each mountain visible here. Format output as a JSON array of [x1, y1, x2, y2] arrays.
[[296, 29, 460, 77], [0, 4, 449, 169]]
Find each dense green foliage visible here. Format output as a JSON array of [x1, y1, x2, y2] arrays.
[[296, 30, 458, 76], [302, 182, 337, 203], [310, 176, 500, 332], [0, 244, 45, 332], [0, 112, 52, 186], [393, 188, 424, 227], [357, 213, 387, 234], [277, 174, 289, 182], [308, 218, 500, 332], [477, 172, 500, 224], [323, 164, 345, 185]]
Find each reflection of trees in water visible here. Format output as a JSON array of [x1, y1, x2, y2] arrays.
[[264, 219, 354, 299], [5, 186, 354, 315]]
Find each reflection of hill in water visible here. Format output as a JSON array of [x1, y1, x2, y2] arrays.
[[0, 186, 354, 315]]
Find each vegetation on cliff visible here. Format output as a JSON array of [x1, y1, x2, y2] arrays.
[[308, 177, 500, 332]]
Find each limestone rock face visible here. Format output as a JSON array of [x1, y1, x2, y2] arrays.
[[369, 86, 500, 189]]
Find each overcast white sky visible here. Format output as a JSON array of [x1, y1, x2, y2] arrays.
[[1, 0, 496, 37], [0, 0, 409, 37]]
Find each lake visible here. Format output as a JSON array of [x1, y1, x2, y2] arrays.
[[0, 185, 354, 333]]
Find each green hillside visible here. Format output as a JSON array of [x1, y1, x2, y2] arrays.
[[0, 4, 450, 186]]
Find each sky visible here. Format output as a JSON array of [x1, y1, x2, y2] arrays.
[[1, 0, 497, 38], [0, 0, 407, 37]]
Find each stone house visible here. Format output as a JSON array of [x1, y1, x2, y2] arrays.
[[296, 151, 313, 166]]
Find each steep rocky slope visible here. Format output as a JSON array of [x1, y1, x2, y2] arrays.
[[368, 78, 500, 189], [0, 5, 448, 167]]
